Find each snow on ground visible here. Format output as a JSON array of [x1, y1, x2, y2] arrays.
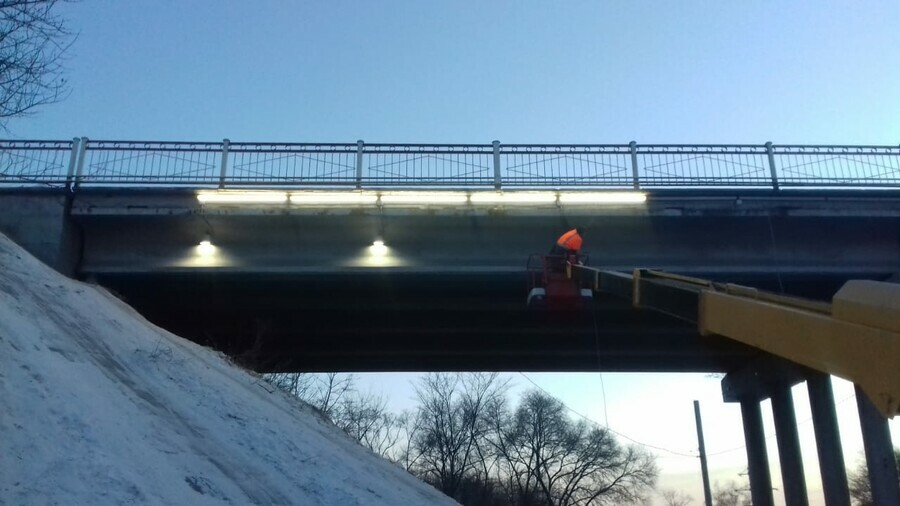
[[0, 233, 455, 505]]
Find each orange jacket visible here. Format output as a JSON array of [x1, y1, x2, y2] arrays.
[[556, 229, 583, 252]]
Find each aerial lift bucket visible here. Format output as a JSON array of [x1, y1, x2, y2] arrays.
[[526, 254, 593, 310]]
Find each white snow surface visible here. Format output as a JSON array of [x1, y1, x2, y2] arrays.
[[0, 233, 454, 505]]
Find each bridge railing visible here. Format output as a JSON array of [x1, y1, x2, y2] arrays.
[[1, 138, 898, 190], [774, 145, 900, 187], [634, 144, 773, 188], [0, 139, 80, 186], [78, 140, 224, 187]]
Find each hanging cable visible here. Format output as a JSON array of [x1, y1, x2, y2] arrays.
[[590, 301, 610, 426]]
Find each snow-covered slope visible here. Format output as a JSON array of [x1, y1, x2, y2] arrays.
[[0, 233, 454, 505]]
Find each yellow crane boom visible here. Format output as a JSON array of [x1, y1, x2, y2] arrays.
[[572, 266, 900, 418]]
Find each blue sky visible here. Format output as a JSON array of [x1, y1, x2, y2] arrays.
[[11, 1, 900, 144], [9, 1, 899, 504]]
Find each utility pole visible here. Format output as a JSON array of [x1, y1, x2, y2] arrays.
[[694, 400, 714, 506]]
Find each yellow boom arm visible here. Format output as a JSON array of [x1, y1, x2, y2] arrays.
[[573, 265, 900, 418]]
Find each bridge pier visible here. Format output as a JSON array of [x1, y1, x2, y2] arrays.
[[740, 399, 776, 506], [855, 384, 900, 505], [807, 372, 850, 506], [723, 357, 809, 506], [724, 358, 898, 506], [0, 192, 82, 276], [771, 385, 809, 506]]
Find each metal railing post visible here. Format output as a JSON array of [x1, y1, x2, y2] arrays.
[[766, 141, 779, 191], [218, 138, 230, 189], [65, 137, 81, 191], [73, 137, 88, 189], [356, 139, 364, 189], [629, 141, 640, 189], [492, 140, 502, 189]]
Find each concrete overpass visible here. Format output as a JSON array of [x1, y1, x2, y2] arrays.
[[3, 139, 900, 505], [1, 139, 898, 372], [1, 187, 898, 374]]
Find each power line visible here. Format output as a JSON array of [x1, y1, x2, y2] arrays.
[[517, 372, 699, 459]]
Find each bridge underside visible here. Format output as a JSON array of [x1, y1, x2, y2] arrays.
[[3, 189, 898, 372], [93, 271, 864, 373]]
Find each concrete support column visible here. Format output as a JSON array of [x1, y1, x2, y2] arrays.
[[855, 384, 900, 505], [807, 373, 850, 506], [0, 194, 83, 277], [741, 399, 775, 506], [771, 386, 809, 506]]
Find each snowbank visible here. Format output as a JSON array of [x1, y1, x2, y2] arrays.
[[0, 233, 454, 505]]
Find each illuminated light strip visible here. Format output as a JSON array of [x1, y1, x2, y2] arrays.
[[379, 192, 469, 204], [558, 192, 647, 204], [469, 192, 558, 204], [197, 190, 646, 206], [197, 191, 288, 204], [290, 192, 379, 205]]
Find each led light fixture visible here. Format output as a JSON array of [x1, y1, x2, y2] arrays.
[[379, 192, 469, 205], [290, 192, 379, 205], [197, 191, 288, 204], [370, 239, 388, 256], [197, 233, 216, 256], [469, 192, 557, 204], [558, 192, 647, 204]]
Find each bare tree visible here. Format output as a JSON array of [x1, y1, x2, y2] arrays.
[[316, 372, 355, 416], [266, 372, 413, 460], [0, 0, 73, 127], [410, 372, 509, 500], [661, 488, 692, 506], [332, 391, 404, 459], [848, 448, 900, 506], [491, 390, 657, 506], [265, 372, 313, 400], [264, 372, 354, 417], [395, 408, 425, 472], [711, 480, 750, 506]]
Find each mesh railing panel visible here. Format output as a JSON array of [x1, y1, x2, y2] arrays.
[[228, 143, 357, 186], [0, 140, 74, 186], [79, 141, 222, 185], [501, 145, 632, 187], [363, 144, 494, 187], [775, 145, 900, 187], [636, 145, 772, 187]]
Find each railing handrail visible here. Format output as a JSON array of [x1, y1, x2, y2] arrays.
[[1, 139, 898, 191], [4, 139, 899, 148]]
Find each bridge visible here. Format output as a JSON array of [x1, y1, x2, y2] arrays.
[[2, 139, 900, 505]]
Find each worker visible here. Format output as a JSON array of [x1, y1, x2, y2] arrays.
[[550, 227, 583, 256]]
